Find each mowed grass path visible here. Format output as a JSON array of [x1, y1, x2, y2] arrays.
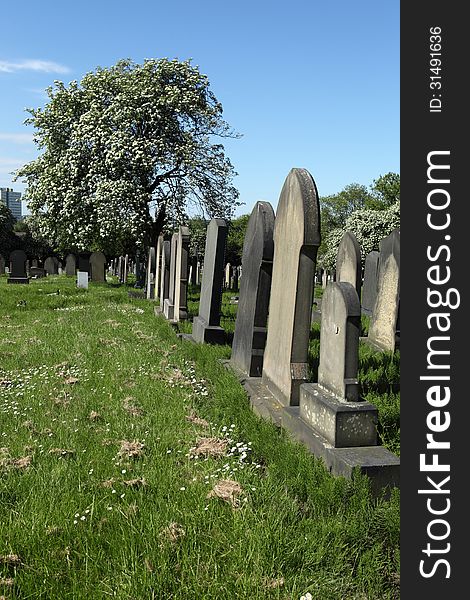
[[0, 276, 399, 599]]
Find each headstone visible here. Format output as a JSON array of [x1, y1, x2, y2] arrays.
[[31, 259, 39, 268], [336, 231, 362, 298], [231, 266, 239, 291], [154, 235, 164, 300], [191, 219, 228, 343], [89, 251, 106, 282], [78, 253, 90, 274], [123, 254, 129, 283], [322, 271, 328, 288], [8, 250, 29, 284], [163, 233, 178, 319], [225, 263, 231, 288], [65, 254, 77, 276], [146, 247, 156, 299], [300, 282, 378, 447], [261, 168, 320, 406], [361, 251, 380, 315], [173, 226, 190, 322], [231, 201, 275, 377], [44, 256, 59, 275], [190, 255, 198, 285], [367, 229, 400, 352], [0, 254, 5, 275], [159, 241, 171, 307], [77, 271, 89, 289], [196, 260, 201, 285]]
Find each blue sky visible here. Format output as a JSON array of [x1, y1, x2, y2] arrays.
[[0, 0, 399, 217]]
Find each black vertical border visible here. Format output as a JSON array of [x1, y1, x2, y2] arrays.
[[401, 3, 466, 597]]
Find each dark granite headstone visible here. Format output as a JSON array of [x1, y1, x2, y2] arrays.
[[262, 169, 321, 407], [361, 251, 380, 315], [8, 249, 29, 284], [190, 255, 198, 286], [191, 219, 227, 343], [78, 253, 90, 273], [65, 254, 77, 277], [231, 201, 275, 377], [90, 251, 107, 282], [0, 254, 5, 275], [336, 231, 362, 298]]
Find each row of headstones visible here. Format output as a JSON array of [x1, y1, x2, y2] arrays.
[[224, 264, 242, 291], [1, 250, 108, 284], [109, 256, 137, 284], [176, 169, 398, 486]]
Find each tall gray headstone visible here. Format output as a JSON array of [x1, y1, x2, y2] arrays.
[[300, 282, 378, 447], [154, 235, 164, 300], [163, 233, 178, 319], [123, 254, 129, 284], [261, 169, 321, 406], [225, 263, 231, 288], [336, 231, 362, 298], [231, 201, 275, 377], [190, 255, 198, 285], [191, 219, 228, 344], [8, 250, 29, 284], [44, 256, 59, 275], [159, 241, 171, 307], [361, 251, 380, 315], [173, 226, 190, 322], [368, 229, 400, 352], [65, 254, 77, 277], [89, 252, 106, 282], [146, 246, 156, 299]]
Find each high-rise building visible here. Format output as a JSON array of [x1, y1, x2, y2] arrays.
[[0, 187, 22, 221]]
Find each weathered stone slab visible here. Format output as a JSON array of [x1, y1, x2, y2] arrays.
[[44, 256, 59, 275], [231, 201, 275, 377], [262, 168, 321, 406], [191, 218, 227, 344], [77, 271, 88, 289], [65, 253, 77, 277], [154, 235, 164, 301], [336, 231, 362, 297], [163, 233, 178, 320], [173, 226, 190, 322], [159, 240, 171, 307], [367, 229, 400, 352], [146, 246, 156, 299], [90, 251, 106, 282], [361, 251, 379, 315]]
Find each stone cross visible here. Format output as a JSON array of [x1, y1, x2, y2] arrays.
[[146, 246, 156, 299], [65, 254, 77, 277], [368, 229, 400, 352], [191, 218, 227, 343], [90, 252, 107, 282], [163, 233, 178, 319], [173, 226, 190, 322], [361, 251, 380, 316], [262, 168, 321, 406], [231, 201, 275, 377], [336, 231, 362, 298], [300, 281, 378, 447]]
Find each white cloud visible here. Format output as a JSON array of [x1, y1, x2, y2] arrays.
[[0, 133, 34, 144], [0, 59, 70, 74]]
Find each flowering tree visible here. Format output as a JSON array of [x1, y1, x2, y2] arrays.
[[319, 201, 400, 270], [15, 58, 241, 254]]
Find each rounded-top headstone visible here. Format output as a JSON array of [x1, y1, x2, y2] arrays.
[[318, 281, 361, 401], [262, 168, 321, 406], [336, 231, 362, 298], [231, 201, 275, 376], [10, 249, 28, 278]]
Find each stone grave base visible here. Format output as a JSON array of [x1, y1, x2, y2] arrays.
[[223, 361, 399, 497], [7, 277, 30, 284], [190, 316, 225, 344], [163, 299, 175, 320]]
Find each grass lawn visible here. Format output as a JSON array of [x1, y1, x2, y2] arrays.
[[1, 275, 399, 599]]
